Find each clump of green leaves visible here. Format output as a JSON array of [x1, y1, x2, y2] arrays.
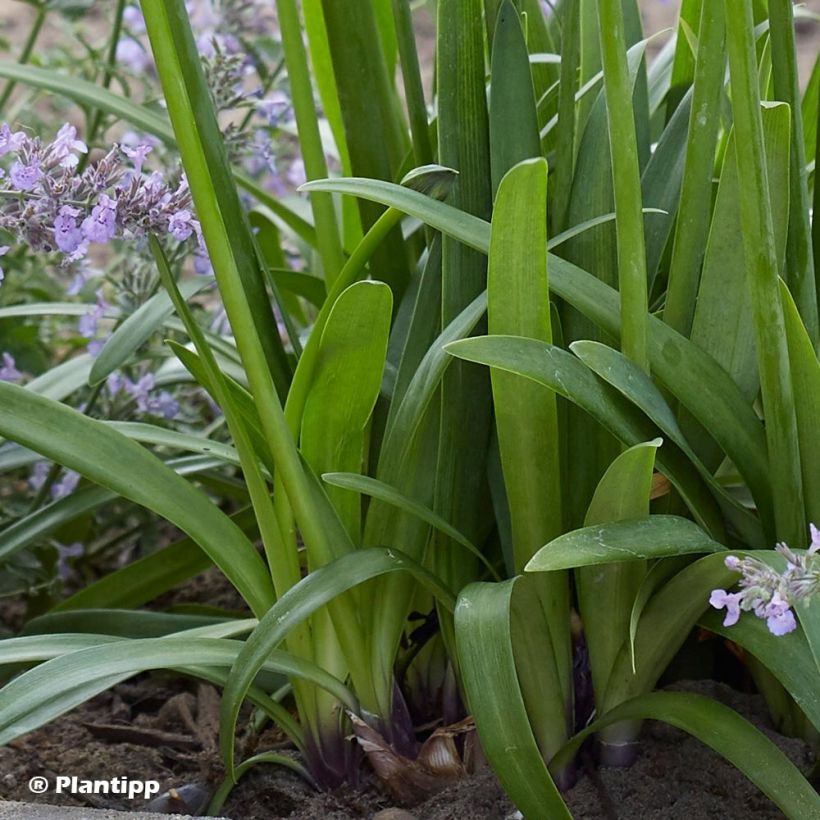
[[0, 0, 818, 818]]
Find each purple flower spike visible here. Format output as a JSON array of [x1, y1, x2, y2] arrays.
[[709, 589, 743, 627], [82, 194, 118, 243]]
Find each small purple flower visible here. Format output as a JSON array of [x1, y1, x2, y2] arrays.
[[52, 123, 87, 169], [168, 209, 195, 240], [147, 390, 180, 420], [51, 469, 80, 499], [0, 352, 22, 382], [762, 594, 797, 636], [123, 4, 146, 33], [126, 373, 155, 412], [122, 142, 153, 174], [9, 160, 41, 191], [711, 525, 820, 637], [709, 589, 743, 627], [82, 194, 118, 243], [193, 247, 212, 275], [810, 524, 820, 555], [257, 91, 290, 126], [107, 372, 125, 396], [286, 158, 306, 188], [55, 541, 84, 581], [78, 289, 111, 339], [0, 123, 25, 156], [29, 461, 50, 491], [0, 245, 9, 282], [53, 205, 85, 253], [116, 38, 154, 73]]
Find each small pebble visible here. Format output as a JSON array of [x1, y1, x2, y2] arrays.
[[372, 810, 419, 820]]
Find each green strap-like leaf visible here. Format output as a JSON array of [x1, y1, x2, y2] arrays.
[[220, 548, 456, 778], [89, 277, 212, 386], [0, 637, 351, 747], [302, 176, 773, 533], [455, 580, 572, 819], [0, 383, 274, 616], [551, 691, 820, 819], [527, 515, 725, 572]]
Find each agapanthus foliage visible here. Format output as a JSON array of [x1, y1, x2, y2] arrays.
[[711, 525, 820, 636]]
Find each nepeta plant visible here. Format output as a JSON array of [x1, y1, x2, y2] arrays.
[[0, 123, 199, 263]]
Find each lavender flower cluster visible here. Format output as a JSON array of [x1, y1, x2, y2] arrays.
[[710, 525, 820, 636], [0, 122, 202, 277]]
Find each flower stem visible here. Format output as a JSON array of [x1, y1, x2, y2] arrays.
[[0, 6, 47, 114]]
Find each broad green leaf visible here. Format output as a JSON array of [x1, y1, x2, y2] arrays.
[[690, 104, 792, 408], [552, 691, 820, 818], [318, 0, 409, 295], [489, 2, 541, 194], [603, 552, 736, 708], [597, 0, 649, 371], [455, 580, 571, 819], [640, 88, 692, 286], [487, 159, 570, 717], [488, 160, 561, 568], [527, 515, 725, 572], [577, 441, 658, 708], [301, 282, 392, 544], [570, 340, 763, 545], [664, 0, 725, 337], [701, 603, 820, 735], [768, 0, 818, 341], [275, 0, 345, 282], [435, 0, 493, 592], [0, 383, 274, 615]]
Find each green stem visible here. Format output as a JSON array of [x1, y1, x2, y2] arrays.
[[768, 0, 818, 344], [724, 0, 804, 546], [392, 0, 433, 167], [597, 0, 649, 373], [0, 6, 46, 113], [275, 0, 346, 285], [551, 0, 579, 234], [81, 0, 127, 161], [663, 0, 725, 338]]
